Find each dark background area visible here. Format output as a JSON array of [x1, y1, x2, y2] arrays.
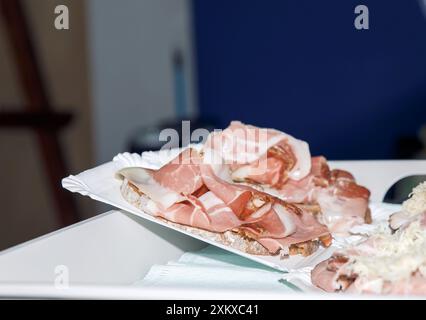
[[193, 0, 426, 159]]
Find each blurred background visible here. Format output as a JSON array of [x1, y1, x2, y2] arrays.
[[0, 0, 425, 250]]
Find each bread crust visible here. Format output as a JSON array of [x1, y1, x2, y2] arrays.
[[364, 207, 372, 224]]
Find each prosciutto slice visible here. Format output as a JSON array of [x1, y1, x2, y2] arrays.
[[277, 156, 330, 203], [118, 147, 331, 256], [204, 123, 370, 233], [152, 148, 203, 195], [204, 122, 370, 234], [199, 162, 329, 243], [160, 191, 242, 233], [266, 158, 370, 234], [199, 164, 253, 216], [204, 121, 311, 185]]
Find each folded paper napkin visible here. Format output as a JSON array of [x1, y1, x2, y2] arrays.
[[134, 245, 314, 292], [134, 203, 402, 292]]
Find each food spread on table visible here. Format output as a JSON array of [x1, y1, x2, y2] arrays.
[[311, 182, 426, 295]]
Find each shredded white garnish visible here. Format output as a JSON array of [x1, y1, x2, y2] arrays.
[[338, 181, 426, 286], [402, 181, 426, 216], [346, 220, 426, 282]]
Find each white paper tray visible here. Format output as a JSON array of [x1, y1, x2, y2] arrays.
[[61, 153, 424, 273]]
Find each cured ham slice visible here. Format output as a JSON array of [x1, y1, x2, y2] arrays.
[[239, 204, 297, 239], [118, 167, 185, 209], [231, 157, 284, 187], [204, 121, 311, 185], [199, 164, 253, 216], [160, 191, 243, 233], [250, 206, 330, 254], [203, 122, 371, 234], [272, 161, 370, 234], [118, 147, 331, 257], [199, 162, 329, 244], [316, 187, 370, 235], [277, 156, 329, 203], [152, 148, 203, 195]]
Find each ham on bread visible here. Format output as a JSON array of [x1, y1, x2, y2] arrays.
[[311, 181, 426, 295], [117, 148, 332, 257], [203, 121, 371, 235]]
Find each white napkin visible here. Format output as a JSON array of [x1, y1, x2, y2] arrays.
[[134, 203, 402, 292], [134, 246, 301, 292]]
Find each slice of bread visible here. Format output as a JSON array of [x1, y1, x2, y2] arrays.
[[120, 180, 322, 257]]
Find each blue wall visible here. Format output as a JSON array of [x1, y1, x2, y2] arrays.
[[192, 0, 426, 159]]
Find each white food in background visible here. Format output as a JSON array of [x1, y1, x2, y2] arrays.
[[402, 181, 426, 216]]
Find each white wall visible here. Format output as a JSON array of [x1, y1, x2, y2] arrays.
[[87, 0, 197, 163]]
